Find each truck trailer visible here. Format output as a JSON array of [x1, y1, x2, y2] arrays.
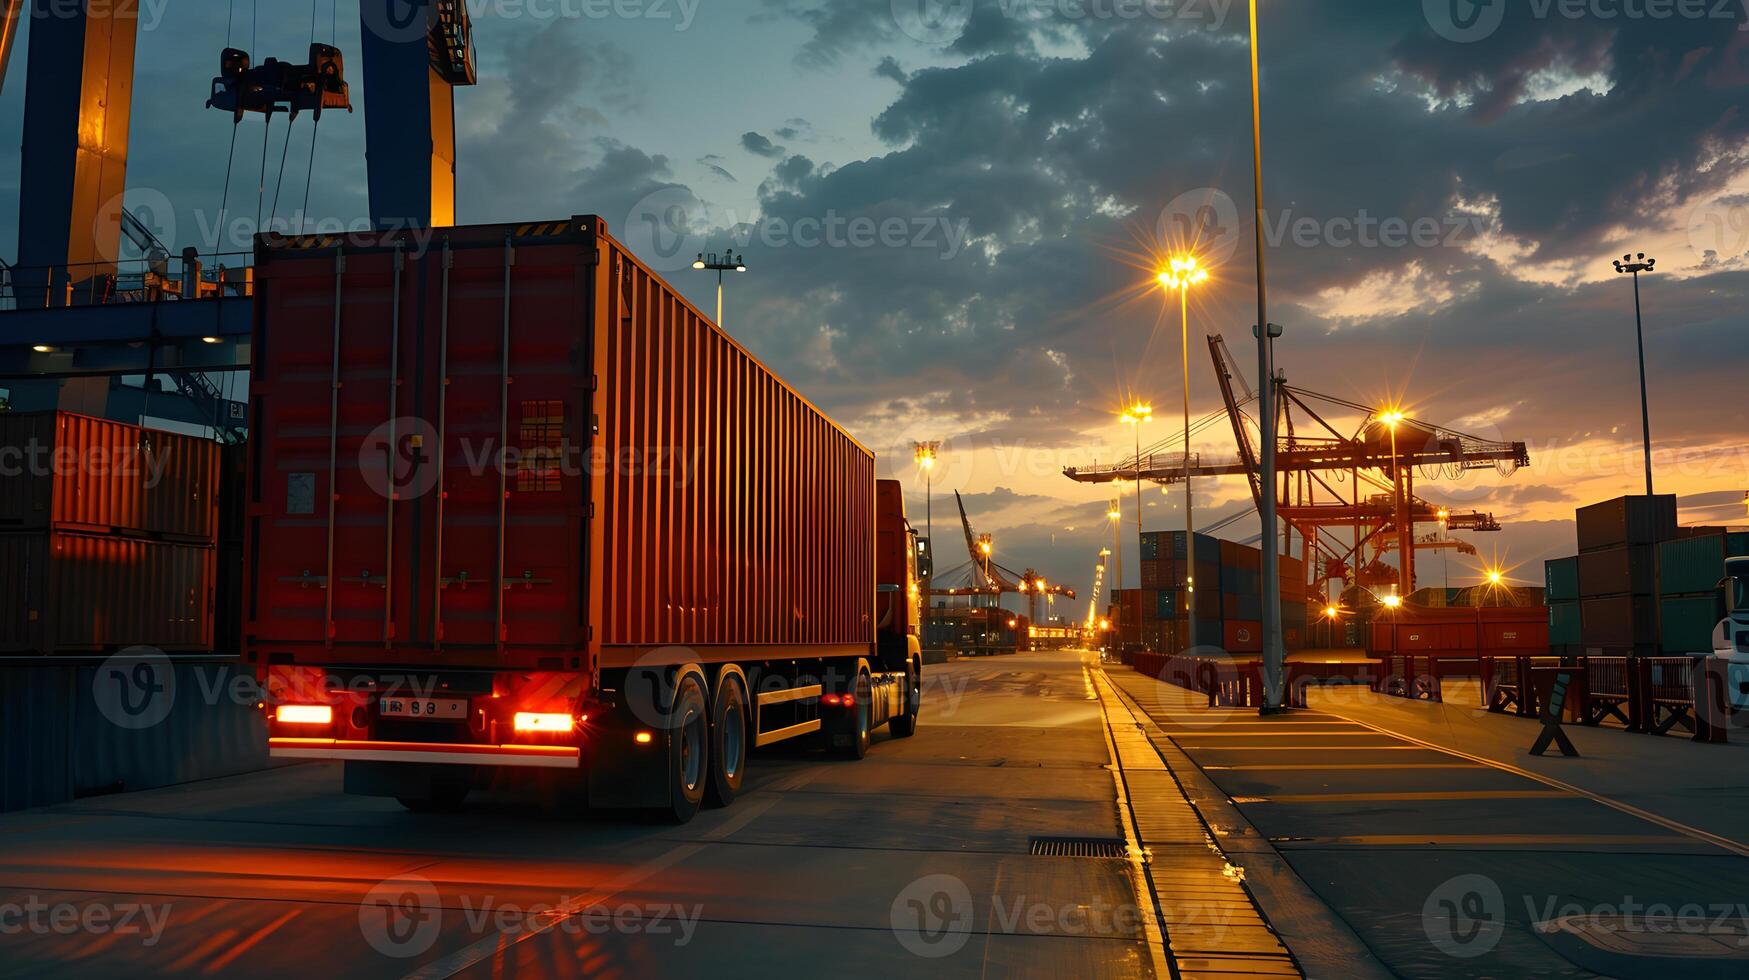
[[246, 216, 927, 821]]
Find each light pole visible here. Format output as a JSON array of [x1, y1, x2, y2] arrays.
[[978, 534, 994, 599], [913, 441, 939, 609], [1245, 0, 1285, 712], [1611, 253, 1657, 496], [1120, 404, 1152, 588], [1108, 500, 1123, 645], [1159, 257, 1209, 650], [692, 249, 747, 327], [1379, 409, 1408, 597]]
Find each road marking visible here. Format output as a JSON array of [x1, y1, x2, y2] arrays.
[[1271, 834, 1698, 849], [1202, 764, 1479, 771], [1324, 713, 1749, 859], [1171, 745, 1426, 751], [1240, 790, 1569, 804], [402, 798, 779, 980]]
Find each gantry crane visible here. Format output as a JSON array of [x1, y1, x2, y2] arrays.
[[1064, 334, 1530, 600], [928, 491, 1076, 623]]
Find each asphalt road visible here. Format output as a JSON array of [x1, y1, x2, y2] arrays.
[[0, 651, 1154, 979]]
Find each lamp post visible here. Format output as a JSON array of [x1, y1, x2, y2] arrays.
[[1245, 0, 1284, 712], [1120, 404, 1152, 605], [692, 249, 747, 327], [978, 534, 994, 600], [1379, 410, 1410, 598], [1611, 253, 1657, 496], [1108, 500, 1123, 645], [914, 441, 939, 609], [1159, 257, 1209, 650]]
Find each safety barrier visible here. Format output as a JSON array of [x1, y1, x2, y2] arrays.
[[1478, 654, 1733, 742], [1129, 652, 1311, 709]]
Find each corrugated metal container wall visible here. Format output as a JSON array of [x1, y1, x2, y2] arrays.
[[1580, 595, 1657, 650], [250, 218, 874, 669], [0, 412, 218, 541], [1575, 495, 1676, 553], [1658, 535, 1727, 596], [1660, 594, 1725, 653], [1544, 556, 1579, 602], [1549, 600, 1581, 646], [0, 666, 74, 811], [1578, 545, 1656, 598], [600, 237, 873, 654], [0, 532, 215, 653]]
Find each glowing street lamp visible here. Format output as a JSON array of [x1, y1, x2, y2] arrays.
[[1158, 256, 1211, 647], [914, 441, 940, 595], [1378, 407, 1412, 598], [692, 249, 747, 327]]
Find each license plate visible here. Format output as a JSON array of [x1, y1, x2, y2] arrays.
[[379, 696, 468, 721]]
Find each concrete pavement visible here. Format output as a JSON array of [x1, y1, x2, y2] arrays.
[[0, 651, 1161, 979], [1109, 662, 1749, 980]]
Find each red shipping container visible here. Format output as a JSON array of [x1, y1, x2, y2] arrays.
[[0, 412, 219, 542], [247, 217, 875, 672]]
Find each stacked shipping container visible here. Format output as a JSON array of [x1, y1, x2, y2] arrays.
[[1543, 494, 1744, 656], [0, 413, 220, 653], [1130, 531, 1309, 655], [1574, 495, 1676, 655]]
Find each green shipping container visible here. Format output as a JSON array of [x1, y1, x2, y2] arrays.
[[1549, 600, 1581, 646], [1659, 536, 1728, 596], [1660, 594, 1726, 654], [1544, 557, 1579, 602]]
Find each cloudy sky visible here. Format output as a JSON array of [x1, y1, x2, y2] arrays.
[[3, 1, 1747, 612]]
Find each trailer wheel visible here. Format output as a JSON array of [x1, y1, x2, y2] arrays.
[[839, 668, 873, 760], [705, 677, 748, 808], [888, 659, 921, 738], [662, 672, 710, 824]]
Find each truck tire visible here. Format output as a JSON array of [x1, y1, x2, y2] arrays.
[[663, 672, 711, 824], [705, 677, 748, 808], [839, 668, 873, 760], [888, 659, 921, 738]]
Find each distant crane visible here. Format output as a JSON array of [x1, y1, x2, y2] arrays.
[[1064, 334, 1530, 601], [929, 491, 1076, 623]]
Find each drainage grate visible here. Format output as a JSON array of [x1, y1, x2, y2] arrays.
[[1029, 836, 1128, 858]]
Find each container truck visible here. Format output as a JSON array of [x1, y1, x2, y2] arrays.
[[246, 217, 928, 821]]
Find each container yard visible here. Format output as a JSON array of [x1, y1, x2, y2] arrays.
[[2, 4, 1747, 979]]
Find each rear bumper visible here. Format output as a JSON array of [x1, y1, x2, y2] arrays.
[[269, 737, 580, 769]]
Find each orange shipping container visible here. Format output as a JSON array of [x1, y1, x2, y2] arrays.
[[0, 531, 215, 653], [0, 412, 220, 542]]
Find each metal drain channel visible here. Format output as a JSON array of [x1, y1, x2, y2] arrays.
[[1029, 836, 1128, 858]]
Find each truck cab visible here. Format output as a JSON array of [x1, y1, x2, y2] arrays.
[[1714, 556, 1749, 709]]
